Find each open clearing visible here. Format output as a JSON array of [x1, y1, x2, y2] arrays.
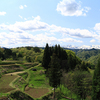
[[0, 75, 17, 93], [25, 86, 49, 98]]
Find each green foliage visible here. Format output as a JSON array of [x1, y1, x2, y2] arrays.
[[58, 85, 78, 99], [4, 48, 12, 59], [35, 55, 43, 63], [74, 49, 100, 66], [47, 53, 62, 88], [18, 72, 28, 80], [42, 43, 86, 72], [63, 70, 92, 99], [75, 61, 89, 71], [42, 43, 51, 70], [33, 47, 41, 53], [92, 58, 100, 100], [0, 73, 2, 78]]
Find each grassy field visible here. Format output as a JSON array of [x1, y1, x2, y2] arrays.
[[0, 75, 17, 93], [28, 68, 50, 88]]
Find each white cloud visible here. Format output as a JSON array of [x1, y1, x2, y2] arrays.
[[32, 16, 34, 18], [19, 5, 27, 9], [56, 0, 91, 16], [19, 5, 24, 9], [0, 16, 49, 33], [0, 31, 83, 48], [45, 32, 55, 36], [0, 12, 6, 16], [50, 25, 95, 38], [90, 39, 95, 43], [24, 5, 27, 7], [24, 18, 27, 20], [93, 23, 100, 42], [94, 23, 100, 33], [0, 16, 95, 39], [19, 15, 23, 19], [59, 38, 83, 43], [34, 15, 41, 21], [0, 30, 98, 49]]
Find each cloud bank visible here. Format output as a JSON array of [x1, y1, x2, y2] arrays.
[[0, 16, 95, 39], [0, 16, 99, 48], [0, 12, 6, 16], [56, 0, 91, 16]]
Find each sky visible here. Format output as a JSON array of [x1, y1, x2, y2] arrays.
[[0, 0, 100, 49]]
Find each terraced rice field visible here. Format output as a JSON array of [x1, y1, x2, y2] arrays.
[[0, 75, 17, 93], [25, 86, 49, 98]]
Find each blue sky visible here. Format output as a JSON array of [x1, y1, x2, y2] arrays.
[[0, 0, 100, 49]]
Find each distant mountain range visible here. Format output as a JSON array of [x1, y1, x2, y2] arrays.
[[1, 44, 100, 50], [62, 45, 100, 49], [39, 45, 100, 50]]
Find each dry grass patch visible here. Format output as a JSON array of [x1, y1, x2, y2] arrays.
[[0, 75, 17, 93], [25, 86, 49, 98], [0, 96, 8, 100]]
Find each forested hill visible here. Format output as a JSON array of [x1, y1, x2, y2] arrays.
[[67, 48, 100, 65], [0, 46, 100, 65]]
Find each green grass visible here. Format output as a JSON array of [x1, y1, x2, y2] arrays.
[[0, 93, 9, 98], [28, 67, 49, 88], [13, 76, 27, 91], [18, 72, 28, 80], [57, 85, 78, 100], [88, 67, 94, 75]]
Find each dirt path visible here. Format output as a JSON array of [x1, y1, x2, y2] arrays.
[[5, 71, 25, 75]]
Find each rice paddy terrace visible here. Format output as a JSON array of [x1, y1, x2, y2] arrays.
[[0, 60, 53, 100]]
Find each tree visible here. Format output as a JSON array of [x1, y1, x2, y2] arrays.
[[92, 58, 100, 100], [47, 53, 62, 99], [42, 43, 51, 70], [4, 48, 12, 59], [64, 70, 92, 99], [33, 47, 41, 53]]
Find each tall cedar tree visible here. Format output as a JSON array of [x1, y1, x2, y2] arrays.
[[47, 53, 62, 99], [42, 43, 51, 70], [92, 58, 100, 100]]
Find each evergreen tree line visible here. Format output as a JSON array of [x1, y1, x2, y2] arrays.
[[42, 43, 91, 72]]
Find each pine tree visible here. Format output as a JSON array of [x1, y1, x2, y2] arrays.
[[54, 44, 58, 55], [47, 53, 62, 99], [42, 43, 51, 70], [92, 58, 100, 100], [58, 44, 61, 58]]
